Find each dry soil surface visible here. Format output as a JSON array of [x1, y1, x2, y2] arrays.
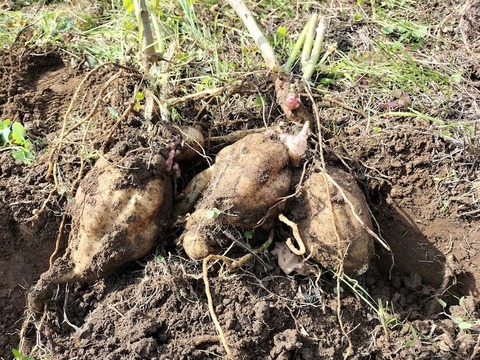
[[1, 22, 480, 360]]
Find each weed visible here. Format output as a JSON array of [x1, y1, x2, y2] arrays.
[[11, 349, 34, 360], [439, 297, 480, 332], [0, 119, 34, 163]]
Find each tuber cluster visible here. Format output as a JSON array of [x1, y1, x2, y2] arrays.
[[28, 122, 376, 312]]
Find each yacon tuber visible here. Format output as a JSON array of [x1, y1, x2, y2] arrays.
[[292, 166, 374, 275], [177, 132, 294, 260], [28, 157, 172, 311]]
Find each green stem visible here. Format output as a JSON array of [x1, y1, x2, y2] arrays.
[[303, 15, 327, 81], [150, 11, 165, 55], [283, 21, 308, 73], [300, 13, 318, 69]]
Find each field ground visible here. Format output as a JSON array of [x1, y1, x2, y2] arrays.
[[1, 0, 480, 359]]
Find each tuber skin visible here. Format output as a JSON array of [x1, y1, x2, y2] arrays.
[[294, 166, 374, 276], [28, 157, 172, 312], [177, 132, 294, 260]]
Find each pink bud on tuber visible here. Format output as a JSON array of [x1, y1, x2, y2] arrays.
[[284, 93, 300, 110]]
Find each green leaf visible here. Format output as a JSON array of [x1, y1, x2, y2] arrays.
[[276, 26, 287, 38], [412, 26, 428, 39], [12, 148, 33, 163], [452, 73, 462, 83], [458, 321, 473, 330], [381, 26, 394, 35], [0, 119, 11, 130], [333, 286, 344, 295], [12, 349, 22, 358], [353, 12, 363, 22], [205, 208, 221, 219], [123, 0, 134, 13], [1, 126, 10, 143], [135, 91, 145, 101], [11, 122, 26, 143], [319, 77, 335, 85], [108, 107, 120, 119], [244, 231, 253, 240], [254, 95, 267, 107], [438, 299, 447, 309]]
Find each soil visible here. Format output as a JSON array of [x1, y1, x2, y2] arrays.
[[1, 5, 480, 360]]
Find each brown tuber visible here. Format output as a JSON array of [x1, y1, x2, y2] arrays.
[[294, 166, 374, 275], [28, 157, 172, 312], [177, 132, 293, 260]]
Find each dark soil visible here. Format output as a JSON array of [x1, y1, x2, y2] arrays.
[[1, 11, 480, 360]]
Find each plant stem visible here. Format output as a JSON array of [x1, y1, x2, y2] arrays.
[[134, 0, 156, 71], [303, 15, 327, 81], [224, 0, 313, 123], [224, 0, 279, 71], [301, 14, 318, 69], [283, 21, 308, 72]]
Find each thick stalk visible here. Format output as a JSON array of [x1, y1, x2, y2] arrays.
[[224, 0, 312, 123], [301, 14, 318, 69], [224, 0, 279, 71], [134, 0, 156, 71], [283, 22, 308, 72], [303, 16, 327, 81]]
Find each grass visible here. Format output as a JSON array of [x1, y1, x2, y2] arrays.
[[0, 1, 136, 62]]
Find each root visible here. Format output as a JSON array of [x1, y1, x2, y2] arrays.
[[200, 252, 256, 358], [323, 172, 391, 252], [335, 260, 354, 359], [49, 213, 67, 267], [278, 213, 306, 255], [18, 305, 49, 356], [202, 255, 233, 359]]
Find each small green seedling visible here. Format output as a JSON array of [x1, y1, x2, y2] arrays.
[[205, 207, 221, 219], [0, 119, 34, 163], [11, 349, 34, 360], [439, 297, 480, 331]]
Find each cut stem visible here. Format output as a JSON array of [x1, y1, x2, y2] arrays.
[[301, 14, 318, 69], [303, 15, 328, 81], [283, 21, 308, 72], [224, 0, 279, 71]]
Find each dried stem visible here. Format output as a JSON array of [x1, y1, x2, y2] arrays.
[[134, 0, 157, 71]]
